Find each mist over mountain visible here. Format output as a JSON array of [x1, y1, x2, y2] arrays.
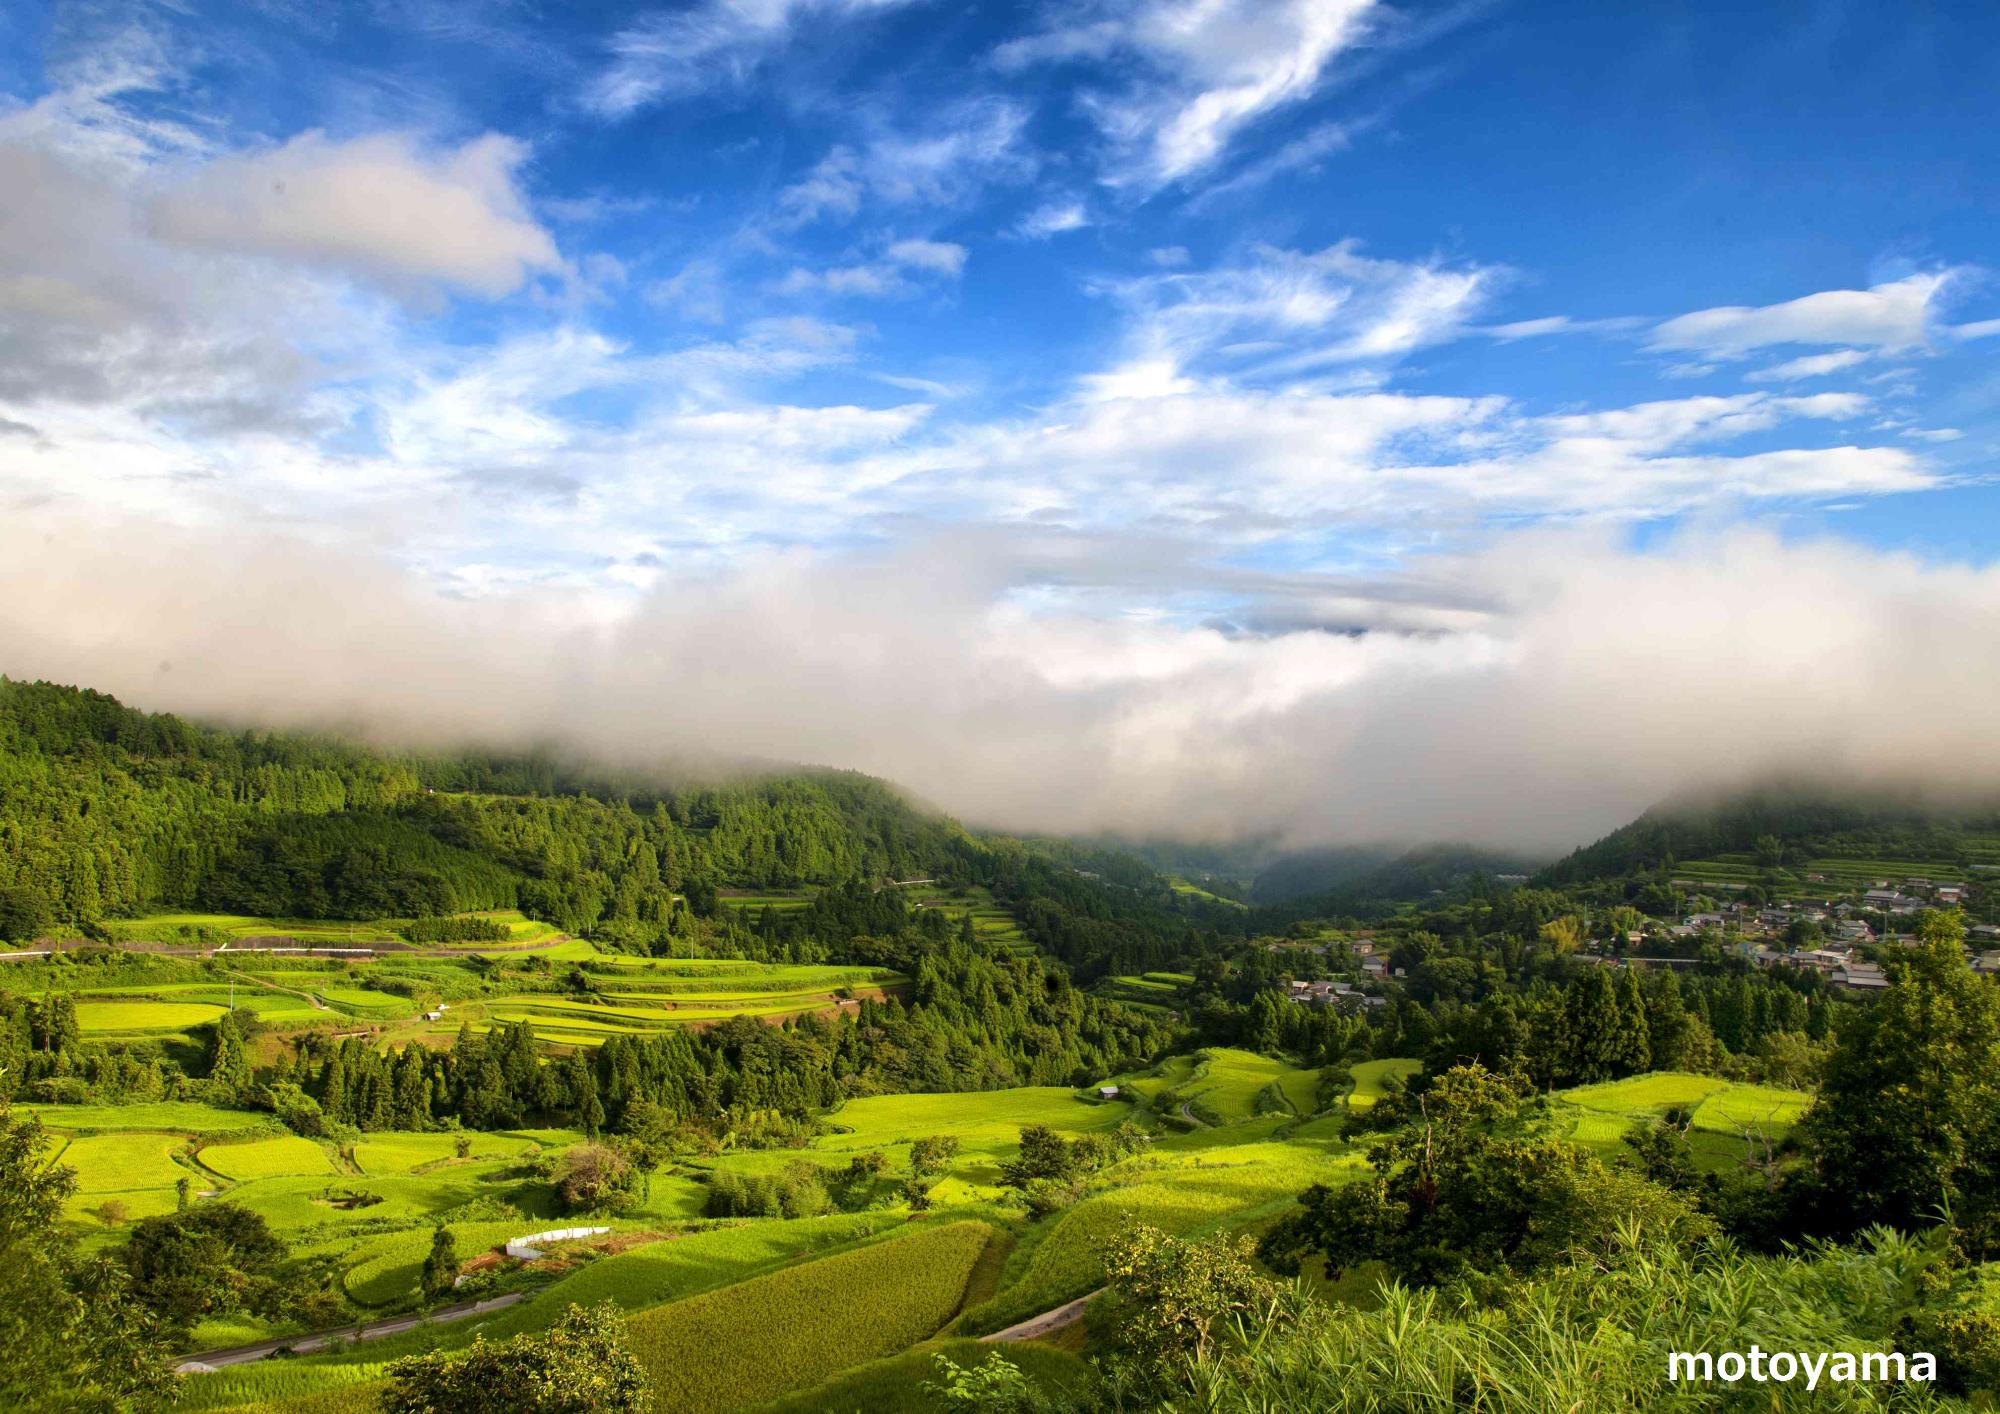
[[5, 516, 2000, 859]]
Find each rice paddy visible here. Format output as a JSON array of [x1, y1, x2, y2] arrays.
[[35, 1055, 1844, 1414]]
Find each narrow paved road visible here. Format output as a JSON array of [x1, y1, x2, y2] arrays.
[[980, 1288, 1104, 1343], [1180, 1099, 1210, 1128], [176, 1292, 528, 1372]]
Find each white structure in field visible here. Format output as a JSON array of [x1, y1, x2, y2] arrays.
[[505, 1226, 610, 1259]]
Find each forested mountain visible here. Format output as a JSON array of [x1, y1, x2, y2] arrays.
[[0, 679, 1237, 974], [1249, 843, 1546, 923], [1538, 780, 2000, 886]]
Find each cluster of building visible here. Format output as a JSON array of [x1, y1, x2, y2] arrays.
[[1632, 874, 1997, 990], [1284, 977, 1389, 1011]]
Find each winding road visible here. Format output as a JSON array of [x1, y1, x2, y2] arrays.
[[979, 1288, 1104, 1344], [175, 1293, 527, 1373]]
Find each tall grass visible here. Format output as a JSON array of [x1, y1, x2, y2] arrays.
[[1178, 1221, 1964, 1412]]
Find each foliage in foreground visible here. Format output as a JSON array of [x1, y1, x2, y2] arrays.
[[0, 1099, 177, 1413], [383, 1301, 646, 1413], [1173, 1221, 1981, 1412]]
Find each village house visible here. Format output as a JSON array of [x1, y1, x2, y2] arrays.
[[1832, 962, 1889, 990]]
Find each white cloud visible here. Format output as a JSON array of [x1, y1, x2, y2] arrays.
[[1746, 349, 1871, 382], [583, 0, 920, 117], [1001, 0, 1378, 184], [1109, 241, 1496, 377], [1649, 272, 1956, 357], [774, 238, 968, 298], [6, 517, 2000, 852], [777, 100, 1032, 223], [1014, 202, 1089, 238], [152, 130, 560, 298], [885, 238, 968, 274]]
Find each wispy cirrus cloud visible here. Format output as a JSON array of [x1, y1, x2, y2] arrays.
[[998, 0, 1378, 185], [582, 0, 921, 117], [774, 237, 968, 298], [1104, 240, 1497, 379], [776, 99, 1035, 224]]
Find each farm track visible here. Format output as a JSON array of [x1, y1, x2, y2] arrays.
[[176, 1292, 528, 1372], [980, 1288, 1103, 1343], [222, 968, 329, 1012]]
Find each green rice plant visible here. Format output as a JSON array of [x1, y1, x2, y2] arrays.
[[1558, 1072, 1730, 1116], [60, 1133, 190, 1192], [75, 999, 226, 1033], [758, 1337, 1093, 1414], [1692, 1083, 1812, 1135], [200, 1136, 338, 1181], [1346, 1058, 1421, 1110], [972, 1145, 1363, 1333], [478, 1214, 899, 1327], [342, 1221, 529, 1306], [349, 1131, 533, 1175], [625, 1219, 994, 1411], [21, 1101, 274, 1136], [1167, 1049, 1322, 1124]]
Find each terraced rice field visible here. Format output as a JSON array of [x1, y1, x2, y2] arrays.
[[627, 1220, 994, 1412], [1347, 1057, 1421, 1109], [911, 886, 1036, 956], [75, 999, 228, 1034], [61, 1132, 192, 1191], [1096, 972, 1189, 1012], [199, 1136, 339, 1181], [972, 1141, 1362, 1333], [22, 1101, 274, 1136], [1169, 878, 1248, 907], [444, 960, 903, 1044], [717, 890, 812, 913], [99, 913, 400, 944], [1164, 1048, 1323, 1123], [1674, 846, 1987, 899], [409, 909, 563, 945], [704, 1085, 1131, 1205], [1551, 1072, 1811, 1173], [349, 1131, 536, 1175], [36, 981, 320, 1023]]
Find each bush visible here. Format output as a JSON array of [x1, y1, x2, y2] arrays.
[[382, 1301, 646, 1413], [553, 1143, 637, 1214], [402, 916, 512, 945]]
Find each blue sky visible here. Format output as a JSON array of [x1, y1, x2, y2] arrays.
[[0, 1, 1995, 845]]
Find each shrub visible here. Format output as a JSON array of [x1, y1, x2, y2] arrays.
[[553, 1143, 636, 1214], [382, 1301, 646, 1413]]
